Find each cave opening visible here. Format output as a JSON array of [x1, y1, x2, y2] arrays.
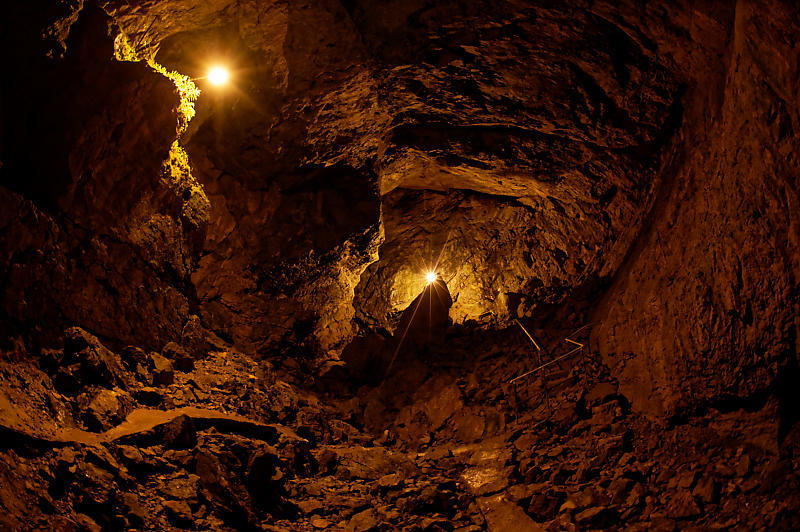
[[1, 1, 800, 530]]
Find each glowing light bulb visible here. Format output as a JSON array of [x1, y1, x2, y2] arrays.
[[207, 66, 229, 86], [425, 271, 437, 284]]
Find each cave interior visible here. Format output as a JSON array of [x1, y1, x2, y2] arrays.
[[2, 1, 800, 530]]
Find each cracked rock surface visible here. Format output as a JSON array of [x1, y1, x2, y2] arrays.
[[2, 0, 800, 530], [2, 325, 799, 531]]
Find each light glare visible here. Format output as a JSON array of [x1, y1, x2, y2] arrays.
[[207, 66, 229, 86], [425, 271, 437, 284]]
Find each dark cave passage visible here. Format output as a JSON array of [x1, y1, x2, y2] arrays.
[[1, 1, 800, 530]]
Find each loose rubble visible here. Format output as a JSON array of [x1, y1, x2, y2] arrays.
[[1, 324, 799, 531]]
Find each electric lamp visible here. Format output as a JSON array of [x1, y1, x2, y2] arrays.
[[207, 66, 229, 86]]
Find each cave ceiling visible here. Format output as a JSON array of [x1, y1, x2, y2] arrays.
[[96, 0, 684, 348]]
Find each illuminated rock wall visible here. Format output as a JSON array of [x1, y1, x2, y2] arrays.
[[2, 0, 799, 421]]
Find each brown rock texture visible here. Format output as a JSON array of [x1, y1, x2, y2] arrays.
[[592, 0, 800, 417], [98, 0, 684, 353], [2, 0, 800, 530], [1, 3, 208, 350]]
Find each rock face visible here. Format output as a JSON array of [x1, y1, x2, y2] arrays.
[[2, 0, 798, 416], [2, 0, 800, 529], [0, 3, 207, 350], [591, 0, 800, 417], [86, 0, 800, 423], [99, 0, 682, 354], [349, 2, 681, 329]]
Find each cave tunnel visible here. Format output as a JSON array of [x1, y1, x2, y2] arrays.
[[1, 0, 800, 530]]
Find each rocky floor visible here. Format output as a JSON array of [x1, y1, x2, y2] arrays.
[[1, 324, 799, 531]]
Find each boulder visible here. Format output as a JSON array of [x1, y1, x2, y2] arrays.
[[156, 414, 197, 449], [346, 509, 380, 532], [162, 342, 195, 372], [478, 494, 545, 532], [180, 315, 227, 358], [245, 448, 283, 510], [116, 492, 146, 528], [164, 499, 193, 528], [150, 353, 175, 386], [85, 388, 133, 432], [59, 327, 133, 391]]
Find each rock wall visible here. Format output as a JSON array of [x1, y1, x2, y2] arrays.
[[101, 0, 683, 353], [143, 1, 386, 355], [350, 0, 682, 329], [593, 0, 800, 417], [0, 3, 207, 350], [3, 0, 800, 425]]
